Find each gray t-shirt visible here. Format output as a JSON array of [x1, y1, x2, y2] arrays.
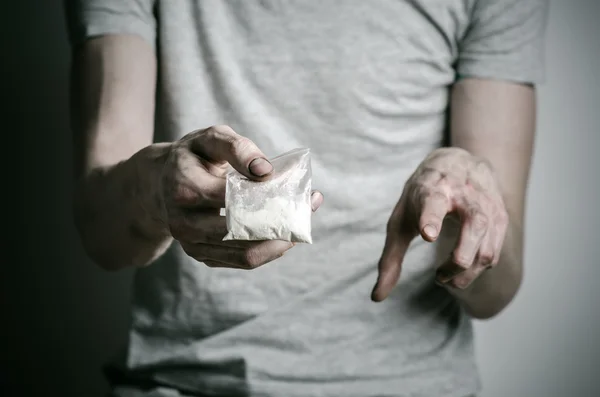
[[67, 1, 548, 396]]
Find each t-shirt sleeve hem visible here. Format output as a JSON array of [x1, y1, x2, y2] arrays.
[[456, 60, 546, 85], [68, 11, 156, 49]]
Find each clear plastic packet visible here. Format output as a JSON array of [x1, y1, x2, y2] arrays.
[[222, 148, 313, 243]]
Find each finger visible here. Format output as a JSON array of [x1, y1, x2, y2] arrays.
[[311, 191, 324, 212], [189, 125, 273, 180], [436, 260, 469, 284], [477, 228, 496, 268], [183, 240, 294, 269], [452, 200, 489, 272], [439, 227, 495, 287], [170, 210, 226, 243], [190, 240, 295, 267], [372, 231, 413, 302], [418, 189, 451, 242], [444, 262, 488, 290], [202, 259, 243, 269], [171, 211, 254, 248], [371, 196, 414, 302]]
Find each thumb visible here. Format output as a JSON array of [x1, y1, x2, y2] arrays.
[[190, 125, 273, 180]]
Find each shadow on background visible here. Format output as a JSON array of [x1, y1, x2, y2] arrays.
[[3, 1, 133, 395]]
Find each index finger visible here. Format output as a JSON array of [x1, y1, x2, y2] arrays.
[[371, 196, 415, 302], [190, 125, 273, 180]]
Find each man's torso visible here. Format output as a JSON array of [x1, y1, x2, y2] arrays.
[[120, 2, 480, 396]]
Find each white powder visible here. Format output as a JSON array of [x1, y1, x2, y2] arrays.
[[224, 196, 312, 243], [223, 148, 314, 244]]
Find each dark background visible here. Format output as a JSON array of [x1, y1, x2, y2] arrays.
[[3, 1, 600, 397], [3, 2, 134, 395]]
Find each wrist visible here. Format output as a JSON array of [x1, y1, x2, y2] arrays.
[[129, 142, 173, 237]]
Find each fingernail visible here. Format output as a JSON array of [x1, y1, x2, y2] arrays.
[[423, 224, 437, 239], [249, 158, 273, 177], [311, 192, 324, 211]]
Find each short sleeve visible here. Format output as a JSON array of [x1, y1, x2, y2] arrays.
[[456, 0, 549, 85], [65, 0, 157, 48]]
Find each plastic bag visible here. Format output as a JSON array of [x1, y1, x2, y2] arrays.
[[222, 148, 313, 243]]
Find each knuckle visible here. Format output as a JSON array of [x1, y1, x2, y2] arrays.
[[179, 129, 201, 142], [198, 126, 219, 144], [478, 250, 494, 264], [200, 126, 216, 140], [211, 124, 234, 134], [204, 125, 246, 153], [420, 189, 448, 214], [420, 213, 442, 229], [429, 189, 447, 202], [475, 157, 494, 174], [452, 253, 472, 269], [470, 211, 489, 231], [202, 124, 234, 139], [228, 136, 254, 158], [497, 209, 509, 224]]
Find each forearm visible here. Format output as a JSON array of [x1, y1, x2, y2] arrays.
[[70, 35, 167, 270], [73, 144, 173, 270], [446, 214, 524, 319], [446, 79, 535, 319]]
